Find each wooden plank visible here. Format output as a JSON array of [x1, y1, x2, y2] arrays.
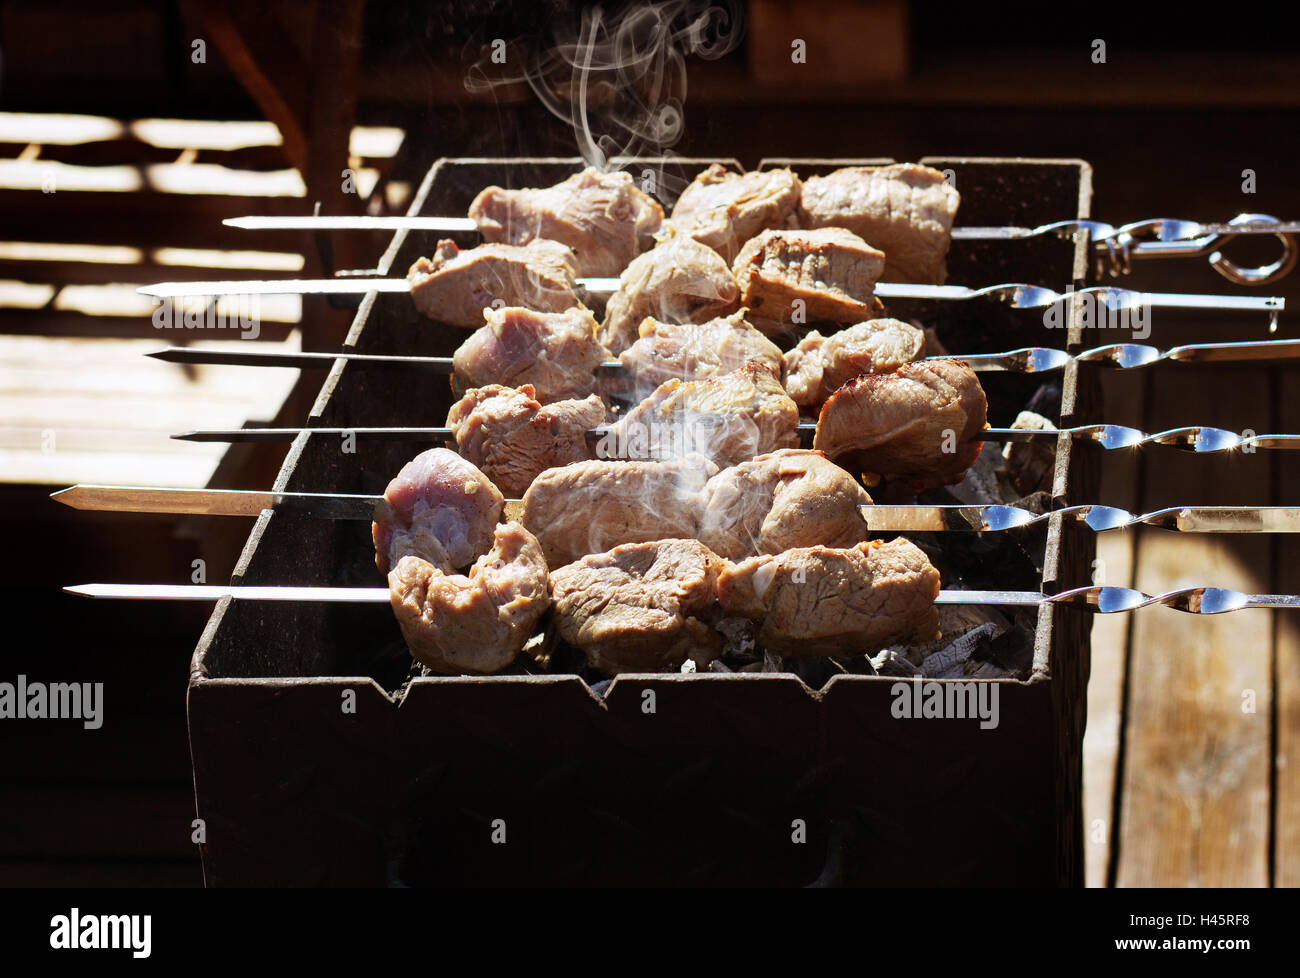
[[1115, 363, 1273, 887], [1082, 367, 1146, 887], [1275, 366, 1300, 887]]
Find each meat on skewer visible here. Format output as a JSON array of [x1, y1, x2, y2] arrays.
[[550, 539, 726, 675], [814, 358, 989, 489], [718, 538, 942, 655], [451, 305, 611, 404], [784, 317, 927, 409], [797, 163, 961, 285], [523, 448, 869, 566], [469, 167, 664, 278], [731, 227, 887, 335], [446, 384, 606, 498], [407, 239, 584, 329], [616, 309, 786, 402], [598, 228, 740, 353], [602, 360, 800, 467], [389, 522, 549, 675], [697, 449, 874, 559], [372, 447, 504, 575], [668, 164, 802, 262], [521, 454, 717, 567]]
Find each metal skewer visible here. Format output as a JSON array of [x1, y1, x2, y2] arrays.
[[224, 211, 1299, 285], [166, 422, 1300, 453], [51, 486, 1300, 535], [62, 581, 1300, 614], [135, 277, 1284, 312], [145, 338, 1300, 375]]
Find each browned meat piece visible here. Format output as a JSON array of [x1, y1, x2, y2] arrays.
[[616, 309, 784, 401], [797, 163, 961, 284], [407, 239, 582, 328], [697, 449, 872, 559], [550, 539, 725, 674], [598, 229, 740, 353], [784, 318, 926, 409], [731, 227, 885, 333], [602, 361, 800, 467], [451, 305, 610, 404], [718, 538, 941, 656], [521, 454, 716, 567], [388, 522, 549, 675], [813, 359, 988, 490], [469, 167, 664, 278], [372, 448, 504, 575], [669, 164, 801, 262], [446, 384, 606, 498]]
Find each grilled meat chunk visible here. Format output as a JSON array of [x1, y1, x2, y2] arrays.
[[373, 448, 504, 575], [446, 384, 606, 498], [521, 454, 716, 567], [599, 228, 740, 353], [669, 164, 801, 262], [451, 305, 610, 404], [797, 163, 961, 284], [784, 318, 926, 409], [388, 522, 549, 675], [616, 309, 784, 402], [469, 166, 664, 278], [697, 449, 872, 559], [550, 539, 725, 674], [718, 538, 941, 656], [731, 227, 885, 332], [813, 358, 988, 490], [407, 239, 582, 328], [603, 361, 800, 467]]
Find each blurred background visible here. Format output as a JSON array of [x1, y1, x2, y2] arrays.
[[1, 0, 1298, 886]]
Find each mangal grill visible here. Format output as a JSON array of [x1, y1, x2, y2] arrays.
[[60, 156, 1300, 886]]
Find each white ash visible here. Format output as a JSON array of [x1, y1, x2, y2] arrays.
[[679, 658, 698, 674], [944, 441, 1019, 505], [871, 649, 920, 677], [1003, 410, 1057, 497], [921, 622, 999, 678]]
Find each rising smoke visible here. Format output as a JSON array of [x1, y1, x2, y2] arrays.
[[465, 1, 745, 174]]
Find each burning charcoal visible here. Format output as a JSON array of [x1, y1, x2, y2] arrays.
[[871, 649, 920, 677], [1002, 410, 1058, 497], [920, 622, 999, 679]]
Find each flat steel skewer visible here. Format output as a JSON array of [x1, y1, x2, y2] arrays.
[[51, 486, 1300, 534], [63, 582, 1300, 614], [146, 338, 1300, 375], [164, 423, 1300, 453], [135, 277, 1284, 312]]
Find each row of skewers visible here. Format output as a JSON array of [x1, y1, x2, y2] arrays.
[[61, 160, 1300, 680]]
